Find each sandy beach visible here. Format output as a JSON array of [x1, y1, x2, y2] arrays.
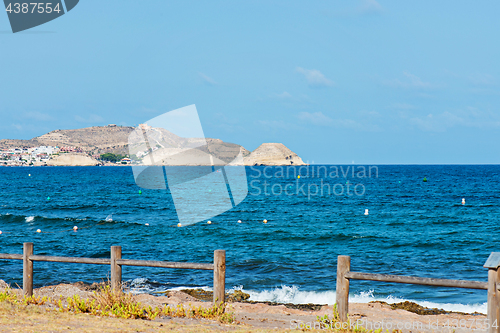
[[0, 280, 488, 333]]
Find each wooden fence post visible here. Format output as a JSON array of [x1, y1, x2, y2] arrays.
[[485, 253, 500, 333], [336, 255, 350, 322], [213, 250, 226, 305], [497, 274, 500, 333], [487, 268, 500, 333], [110, 246, 122, 292], [23, 242, 34, 297]]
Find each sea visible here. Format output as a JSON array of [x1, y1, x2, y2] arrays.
[[0, 165, 498, 314]]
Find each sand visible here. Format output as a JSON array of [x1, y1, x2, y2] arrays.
[[0, 281, 489, 332]]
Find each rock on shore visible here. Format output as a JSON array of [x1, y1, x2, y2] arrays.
[[244, 143, 306, 166], [46, 153, 100, 166]]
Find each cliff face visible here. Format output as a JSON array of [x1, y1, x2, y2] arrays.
[[46, 153, 100, 166], [244, 143, 306, 166]]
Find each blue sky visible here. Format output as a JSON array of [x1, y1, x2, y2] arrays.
[[1, 0, 499, 164]]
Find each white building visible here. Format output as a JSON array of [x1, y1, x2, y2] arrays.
[[32, 146, 56, 155]]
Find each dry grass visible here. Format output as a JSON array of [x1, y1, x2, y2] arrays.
[[0, 300, 328, 333], [0, 286, 244, 333], [0, 288, 404, 332]]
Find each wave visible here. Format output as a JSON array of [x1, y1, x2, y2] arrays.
[[239, 285, 335, 305], [126, 281, 487, 315], [1, 213, 89, 223], [127, 278, 184, 294], [0, 212, 142, 226], [233, 285, 487, 315]]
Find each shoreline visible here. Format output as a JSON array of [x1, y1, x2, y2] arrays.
[[0, 280, 488, 332]]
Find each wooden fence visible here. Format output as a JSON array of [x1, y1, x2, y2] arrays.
[[0, 243, 226, 304], [336, 253, 500, 333]]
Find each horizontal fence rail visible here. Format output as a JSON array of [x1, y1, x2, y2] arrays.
[[31, 255, 111, 265], [345, 271, 488, 290], [116, 259, 214, 270], [0, 254, 23, 260], [0, 243, 226, 304], [336, 254, 500, 333]]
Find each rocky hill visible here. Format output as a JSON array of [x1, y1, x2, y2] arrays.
[[0, 125, 134, 156], [0, 125, 305, 166], [245, 143, 305, 166]]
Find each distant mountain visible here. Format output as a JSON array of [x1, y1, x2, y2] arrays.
[[0, 125, 305, 166]]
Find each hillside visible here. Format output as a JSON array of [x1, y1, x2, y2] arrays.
[[0, 125, 133, 156], [245, 143, 306, 166], [0, 125, 305, 166]]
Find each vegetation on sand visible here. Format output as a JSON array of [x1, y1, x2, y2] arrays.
[[0, 285, 235, 324]]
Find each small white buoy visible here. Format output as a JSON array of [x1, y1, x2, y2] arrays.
[[177, 223, 182, 227], [263, 219, 267, 224], [462, 198, 465, 205], [207, 221, 212, 224], [73, 226, 78, 231], [28, 174, 31, 177], [0, 230, 2, 235], [145, 223, 149, 226], [364, 209, 369, 216], [237, 220, 242, 223], [36, 229, 41, 233]]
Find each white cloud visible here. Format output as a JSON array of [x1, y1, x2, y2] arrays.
[[138, 107, 160, 114], [296, 111, 380, 131], [357, 0, 383, 13], [261, 91, 313, 108], [198, 72, 217, 85], [410, 113, 456, 132], [75, 114, 104, 123], [330, 0, 383, 17], [383, 72, 436, 89], [360, 110, 381, 118], [409, 108, 500, 132], [257, 120, 296, 130], [469, 73, 495, 86], [330, 118, 381, 131], [23, 111, 53, 121], [276, 91, 293, 99], [273, 91, 312, 103], [390, 103, 417, 110], [296, 67, 334, 87], [297, 111, 333, 125]]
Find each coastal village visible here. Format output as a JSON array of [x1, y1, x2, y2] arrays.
[[0, 145, 129, 166], [0, 146, 111, 166], [2, 146, 78, 166]]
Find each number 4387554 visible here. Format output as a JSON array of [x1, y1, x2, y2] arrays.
[[5, 3, 62, 14]]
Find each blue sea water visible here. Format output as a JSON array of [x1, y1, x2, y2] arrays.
[[0, 165, 498, 313]]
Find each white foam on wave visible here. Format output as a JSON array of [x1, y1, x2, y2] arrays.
[[167, 285, 212, 292], [350, 289, 487, 314], [127, 278, 161, 294], [234, 285, 336, 305], [123, 281, 487, 315], [25, 216, 35, 223], [126, 278, 211, 295], [235, 285, 487, 315]]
